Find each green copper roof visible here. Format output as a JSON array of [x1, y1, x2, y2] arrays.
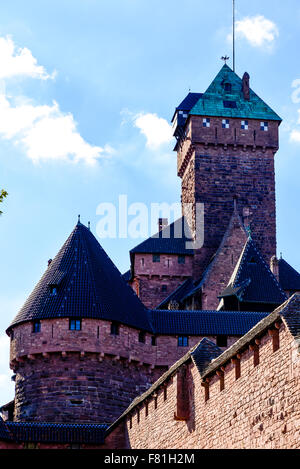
[[190, 64, 281, 122]]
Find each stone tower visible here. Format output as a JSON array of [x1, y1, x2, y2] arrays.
[[172, 64, 282, 279], [6, 221, 162, 425]]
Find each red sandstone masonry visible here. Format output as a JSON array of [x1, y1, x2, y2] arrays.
[[178, 116, 279, 278], [117, 319, 300, 449], [131, 253, 193, 309], [9, 318, 238, 424]]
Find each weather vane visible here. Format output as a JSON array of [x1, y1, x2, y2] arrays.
[[221, 55, 230, 64]]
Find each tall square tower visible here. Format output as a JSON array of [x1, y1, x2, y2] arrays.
[[172, 64, 281, 278]]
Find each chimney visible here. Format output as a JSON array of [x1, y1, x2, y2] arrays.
[[270, 255, 279, 282], [158, 218, 168, 232], [242, 72, 250, 101]]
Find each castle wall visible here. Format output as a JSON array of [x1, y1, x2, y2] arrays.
[[121, 322, 300, 449], [10, 318, 238, 424]]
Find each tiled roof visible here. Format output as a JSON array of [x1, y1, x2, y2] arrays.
[[122, 270, 131, 283], [190, 64, 282, 122], [0, 417, 11, 441], [156, 278, 194, 309], [191, 338, 222, 374], [8, 223, 152, 332], [150, 310, 268, 336], [5, 421, 108, 444], [220, 238, 287, 305], [278, 258, 300, 291], [171, 92, 203, 122], [130, 217, 194, 255]]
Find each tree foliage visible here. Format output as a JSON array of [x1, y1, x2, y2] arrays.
[[0, 189, 8, 215]]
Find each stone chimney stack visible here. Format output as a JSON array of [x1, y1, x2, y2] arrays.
[[242, 72, 250, 101], [270, 255, 279, 281], [158, 218, 168, 232]]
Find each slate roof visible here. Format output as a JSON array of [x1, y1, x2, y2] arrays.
[[122, 270, 131, 283], [130, 217, 194, 256], [171, 92, 203, 122], [8, 222, 152, 333], [150, 310, 268, 336], [190, 64, 282, 122], [4, 421, 107, 444], [219, 238, 287, 305], [0, 417, 11, 441], [191, 338, 222, 374], [278, 258, 300, 291]]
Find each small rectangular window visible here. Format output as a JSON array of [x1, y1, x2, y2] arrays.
[[203, 118, 210, 128], [69, 319, 81, 331], [260, 122, 268, 131], [178, 336, 189, 347], [223, 100, 237, 109], [152, 254, 160, 263], [178, 255, 185, 264], [151, 336, 157, 346], [222, 119, 230, 129], [241, 120, 248, 130], [111, 322, 119, 336], [33, 321, 41, 333], [161, 285, 168, 292], [139, 331, 146, 343], [216, 335, 228, 348]]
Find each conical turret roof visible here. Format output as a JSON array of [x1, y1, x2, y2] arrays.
[[8, 222, 152, 332]]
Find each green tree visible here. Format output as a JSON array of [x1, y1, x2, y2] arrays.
[[0, 189, 8, 215]]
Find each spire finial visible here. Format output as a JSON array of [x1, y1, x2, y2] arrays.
[[78, 214, 81, 224], [88, 221, 91, 231], [221, 55, 230, 65]]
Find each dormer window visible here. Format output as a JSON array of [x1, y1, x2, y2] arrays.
[[224, 83, 232, 93], [222, 119, 230, 129], [261, 122, 269, 131], [223, 100, 237, 109], [203, 118, 210, 128], [50, 286, 57, 296]]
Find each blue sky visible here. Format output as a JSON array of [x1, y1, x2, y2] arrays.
[[0, 0, 300, 404]]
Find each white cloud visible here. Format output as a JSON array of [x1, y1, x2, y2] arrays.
[[290, 129, 300, 143], [0, 95, 114, 164], [0, 36, 55, 80], [234, 15, 279, 48], [134, 112, 173, 149]]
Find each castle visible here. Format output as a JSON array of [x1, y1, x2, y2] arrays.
[[0, 64, 300, 450]]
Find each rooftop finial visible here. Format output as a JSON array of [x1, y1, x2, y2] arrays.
[[88, 221, 91, 231], [78, 214, 81, 224], [221, 55, 230, 65]]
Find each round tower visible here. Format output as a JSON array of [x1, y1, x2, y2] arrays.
[[6, 221, 163, 425]]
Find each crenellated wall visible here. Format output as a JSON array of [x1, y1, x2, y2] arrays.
[[115, 319, 300, 449]]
